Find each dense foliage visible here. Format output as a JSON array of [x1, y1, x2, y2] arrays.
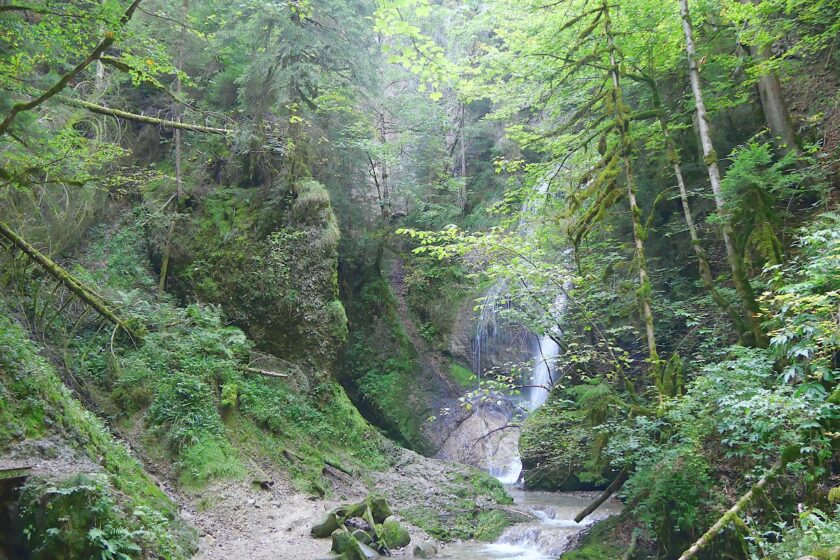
[[0, 0, 838, 559]]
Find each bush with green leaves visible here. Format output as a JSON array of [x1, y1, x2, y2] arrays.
[[602, 344, 834, 549], [20, 474, 143, 560], [753, 506, 840, 560]]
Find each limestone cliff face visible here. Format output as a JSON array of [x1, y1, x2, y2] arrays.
[[166, 179, 347, 371]]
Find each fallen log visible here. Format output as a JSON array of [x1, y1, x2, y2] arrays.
[[0, 220, 142, 342], [675, 463, 781, 560], [574, 466, 628, 523], [244, 367, 288, 378], [60, 97, 231, 135]]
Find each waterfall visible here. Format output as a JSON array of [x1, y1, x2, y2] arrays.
[[462, 172, 567, 484], [471, 282, 508, 381], [526, 335, 561, 411]]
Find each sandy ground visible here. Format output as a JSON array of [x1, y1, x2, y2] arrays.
[[184, 448, 469, 560]]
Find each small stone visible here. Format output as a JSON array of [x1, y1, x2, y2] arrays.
[[246, 499, 255, 506], [413, 542, 437, 557]]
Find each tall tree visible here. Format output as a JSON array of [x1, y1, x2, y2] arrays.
[[678, 0, 769, 347], [159, 0, 189, 294]]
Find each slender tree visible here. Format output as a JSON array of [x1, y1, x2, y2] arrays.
[[678, 0, 769, 347], [601, 0, 662, 380], [159, 0, 189, 294], [630, 72, 752, 341]]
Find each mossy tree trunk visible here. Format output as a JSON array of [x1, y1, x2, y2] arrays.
[[0, 220, 142, 341], [676, 462, 781, 560], [636, 75, 752, 342], [603, 0, 662, 386], [159, 0, 189, 295], [679, 0, 769, 348]]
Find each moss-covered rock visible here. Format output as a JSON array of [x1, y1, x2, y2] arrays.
[[311, 512, 340, 537], [380, 515, 411, 549], [331, 528, 355, 554], [165, 181, 345, 369], [559, 517, 625, 559]]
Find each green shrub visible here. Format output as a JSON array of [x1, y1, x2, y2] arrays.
[[20, 474, 142, 560]]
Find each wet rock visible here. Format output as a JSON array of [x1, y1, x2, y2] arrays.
[[380, 516, 411, 549], [437, 404, 519, 475], [413, 542, 437, 557], [311, 512, 340, 538], [358, 542, 380, 559], [352, 529, 372, 545]]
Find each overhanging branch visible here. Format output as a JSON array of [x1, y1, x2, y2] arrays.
[[60, 97, 231, 135], [0, 0, 145, 137]]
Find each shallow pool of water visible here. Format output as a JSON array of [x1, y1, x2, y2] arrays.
[[436, 489, 621, 560]]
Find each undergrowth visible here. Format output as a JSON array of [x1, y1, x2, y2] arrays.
[[0, 310, 195, 559], [60, 220, 388, 493]]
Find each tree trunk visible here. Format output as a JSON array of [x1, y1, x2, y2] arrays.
[[574, 467, 628, 523], [678, 0, 768, 347], [603, 0, 661, 379], [459, 103, 468, 215], [60, 98, 229, 134], [676, 462, 781, 560], [750, 44, 800, 157], [644, 80, 751, 340], [159, 0, 189, 295]]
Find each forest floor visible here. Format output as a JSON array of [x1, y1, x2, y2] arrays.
[[177, 446, 519, 559]]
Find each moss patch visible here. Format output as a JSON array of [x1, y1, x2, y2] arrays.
[[450, 362, 477, 390], [560, 517, 625, 559], [338, 271, 441, 454]]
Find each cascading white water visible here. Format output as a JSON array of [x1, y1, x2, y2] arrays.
[[526, 335, 561, 411], [437, 490, 622, 560], [471, 282, 509, 383], [466, 173, 566, 482], [446, 172, 592, 559]]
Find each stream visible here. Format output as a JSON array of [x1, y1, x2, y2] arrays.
[[436, 174, 616, 559], [439, 489, 621, 559]]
